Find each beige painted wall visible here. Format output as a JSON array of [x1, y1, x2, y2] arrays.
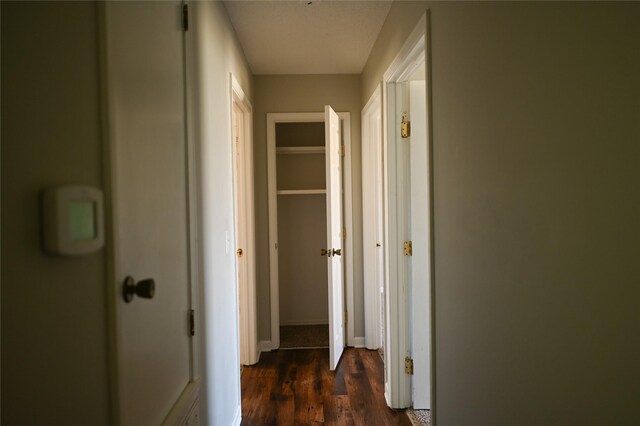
[[363, 1, 640, 424], [1, 2, 110, 424], [192, 2, 253, 424], [253, 74, 364, 342]]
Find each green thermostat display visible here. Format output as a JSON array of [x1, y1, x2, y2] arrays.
[[42, 186, 104, 255], [69, 201, 97, 241]]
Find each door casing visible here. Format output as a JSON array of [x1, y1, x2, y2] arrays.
[[381, 11, 435, 413]]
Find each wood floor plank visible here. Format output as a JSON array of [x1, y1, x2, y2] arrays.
[[241, 348, 410, 425]]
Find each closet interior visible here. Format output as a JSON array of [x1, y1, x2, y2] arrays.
[[275, 122, 329, 345]]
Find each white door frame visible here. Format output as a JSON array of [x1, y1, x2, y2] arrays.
[[362, 84, 384, 351], [230, 74, 258, 365], [266, 112, 354, 350], [381, 11, 434, 410]]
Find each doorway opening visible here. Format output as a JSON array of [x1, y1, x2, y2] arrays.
[[379, 11, 433, 412], [265, 110, 354, 370], [274, 120, 330, 349]]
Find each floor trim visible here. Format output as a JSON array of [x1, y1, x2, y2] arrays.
[[258, 340, 272, 354], [352, 336, 366, 348], [232, 404, 242, 426]]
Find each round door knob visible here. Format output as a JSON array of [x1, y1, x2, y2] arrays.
[[237, 248, 244, 257], [123, 276, 156, 303], [332, 248, 342, 256], [320, 248, 331, 257]]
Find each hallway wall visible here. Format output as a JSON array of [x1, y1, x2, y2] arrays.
[[192, 2, 253, 425], [363, 1, 640, 424], [253, 75, 364, 343], [1, 2, 110, 423]]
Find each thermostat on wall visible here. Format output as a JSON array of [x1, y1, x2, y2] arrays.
[[42, 186, 105, 255]]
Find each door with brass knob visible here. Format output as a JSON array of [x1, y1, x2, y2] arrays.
[[324, 105, 345, 371], [106, 3, 193, 423]]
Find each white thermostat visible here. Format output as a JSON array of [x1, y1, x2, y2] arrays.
[[42, 185, 105, 255]]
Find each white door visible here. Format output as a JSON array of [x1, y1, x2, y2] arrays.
[[232, 77, 257, 366], [104, 2, 193, 424], [362, 87, 385, 351], [232, 103, 249, 366], [325, 105, 345, 371]]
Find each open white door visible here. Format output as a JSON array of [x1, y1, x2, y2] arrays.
[[103, 2, 196, 424], [325, 105, 345, 371], [232, 75, 257, 366], [232, 102, 249, 365]]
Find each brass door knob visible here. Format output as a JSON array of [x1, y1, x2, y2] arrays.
[[332, 248, 342, 256], [237, 248, 244, 257], [321, 248, 331, 257]]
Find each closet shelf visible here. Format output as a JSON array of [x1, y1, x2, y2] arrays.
[[276, 146, 325, 155], [277, 189, 326, 195]]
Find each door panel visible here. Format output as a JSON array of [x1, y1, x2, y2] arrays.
[[233, 103, 249, 366], [325, 105, 345, 371], [104, 2, 192, 424], [362, 94, 384, 351]]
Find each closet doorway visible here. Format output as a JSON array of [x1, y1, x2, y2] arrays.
[[266, 109, 354, 370]]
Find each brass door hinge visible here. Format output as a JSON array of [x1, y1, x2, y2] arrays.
[[345, 309, 348, 325], [343, 227, 347, 240], [404, 241, 412, 256], [182, 3, 189, 31], [405, 356, 414, 375], [340, 144, 345, 157], [401, 113, 411, 138], [189, 309, 195, 337]]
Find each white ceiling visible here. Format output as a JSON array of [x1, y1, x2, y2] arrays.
[[223, 0, 393, 75]]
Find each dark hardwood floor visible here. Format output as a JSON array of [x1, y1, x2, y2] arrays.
[[241, 347, 411, 425]]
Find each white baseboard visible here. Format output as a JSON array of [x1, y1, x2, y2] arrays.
[[232, 404, 242, 426], [258, 337, 362, 353], [161, 379, 200, 426], [279, 320, 329, 326], [258, 340, 272, 357], [352, 336, 366, 348]]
